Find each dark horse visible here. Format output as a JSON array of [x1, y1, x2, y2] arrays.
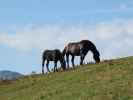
[[42, 49, 66, 74], [63, 40, 100, 68]]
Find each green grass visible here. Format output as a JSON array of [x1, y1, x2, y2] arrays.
[[0, 56, 133, 100]]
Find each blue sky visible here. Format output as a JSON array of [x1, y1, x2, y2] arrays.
[[0, 0, 133, 74]]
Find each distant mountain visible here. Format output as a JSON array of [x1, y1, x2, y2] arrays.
[[0, 70, 23, 80]]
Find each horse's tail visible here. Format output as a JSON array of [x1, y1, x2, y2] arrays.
[[62, 46, 67, 57], [42, 58, 45, 67], [42, 52, 45, 74]]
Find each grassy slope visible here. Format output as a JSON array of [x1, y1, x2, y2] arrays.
[[0, 56, 133, 100]]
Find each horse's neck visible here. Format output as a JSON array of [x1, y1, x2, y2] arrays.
[[90, 48, 98, 56], [85, 43, 97, 55]]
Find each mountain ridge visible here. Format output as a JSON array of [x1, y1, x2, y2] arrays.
[[0, 70, 23, 80]]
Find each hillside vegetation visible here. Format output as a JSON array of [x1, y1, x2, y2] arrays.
[[0, 56, 133, 100]]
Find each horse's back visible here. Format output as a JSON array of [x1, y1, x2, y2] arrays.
[[64, 42, 82, 55], [64, 40, 95, 55], [43, 49, 60, 54], [42, 49, 62, 61]]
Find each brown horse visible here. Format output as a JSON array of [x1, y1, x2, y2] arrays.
[[63, 40, 100, 68]]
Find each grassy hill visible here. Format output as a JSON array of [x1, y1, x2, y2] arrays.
[[0, 56, 133, 100]]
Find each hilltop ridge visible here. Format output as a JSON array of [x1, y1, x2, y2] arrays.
[[0, 56, 133, 100]]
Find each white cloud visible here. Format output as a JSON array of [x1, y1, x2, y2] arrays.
[[0, 19, 133, 60]]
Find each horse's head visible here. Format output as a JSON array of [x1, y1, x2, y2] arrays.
[[93, 49, 100, 63], [81, 40, 100, 63]]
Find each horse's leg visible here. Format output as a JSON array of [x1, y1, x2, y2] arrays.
[[80, 54, 85, 65], [66, 54, 69, 69], [46, 60, 50, 72], [71, 55, 75, 68], [42, 58, 45, 74], [54, 61, 57, 72]]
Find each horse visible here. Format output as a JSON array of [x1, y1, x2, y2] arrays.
[[42, 49, 66, 74], [63, 40, 100, 68]]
